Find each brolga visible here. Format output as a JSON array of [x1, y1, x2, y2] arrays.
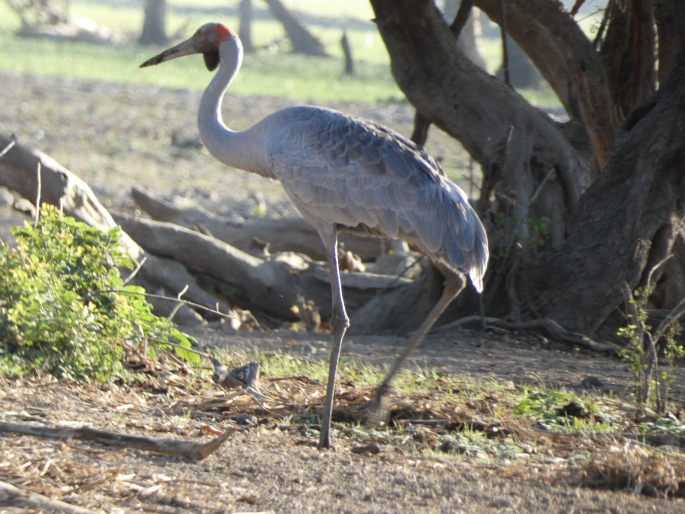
[[141, 23, 489, 449]]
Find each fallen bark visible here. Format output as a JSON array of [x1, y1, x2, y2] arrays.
[[131, 186, 384, 261], [0, 421, 233, 460], [0, 480, 94, 514]]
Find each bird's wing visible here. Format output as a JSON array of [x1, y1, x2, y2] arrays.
[[266, 107, 488, 290]]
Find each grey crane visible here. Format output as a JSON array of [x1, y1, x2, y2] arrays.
[[141, 22, 489, 449]]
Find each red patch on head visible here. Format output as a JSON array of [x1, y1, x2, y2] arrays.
[[216, 23, 235, 42]]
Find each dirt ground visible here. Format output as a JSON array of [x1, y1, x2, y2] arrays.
[[1, 71, 684, 512]]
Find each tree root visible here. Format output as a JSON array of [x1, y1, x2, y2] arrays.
[[438, 315, 621, 353]]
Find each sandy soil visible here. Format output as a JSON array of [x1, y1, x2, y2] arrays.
[[1, 71, 684, 513]]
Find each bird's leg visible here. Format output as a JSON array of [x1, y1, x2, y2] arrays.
[[318, 226, 350, 449], [367, 269, 466, 427]]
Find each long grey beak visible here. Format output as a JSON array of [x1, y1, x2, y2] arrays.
[[140, 37, 198, 68]]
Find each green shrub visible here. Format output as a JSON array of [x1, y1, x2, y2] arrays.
[[0, 205, 196, 380]]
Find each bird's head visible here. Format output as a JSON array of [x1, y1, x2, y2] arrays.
[[140, 23, 236, 71]]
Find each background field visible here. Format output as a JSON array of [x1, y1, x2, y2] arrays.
[[0, 0, 565, 106]]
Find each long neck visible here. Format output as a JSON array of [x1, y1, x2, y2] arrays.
[[198, 37, 268, 175]]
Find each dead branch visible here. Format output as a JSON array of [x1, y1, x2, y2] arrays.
[[438, 315, 621, 353], [0, 480, 94, 514], [0, 421, 233, 460], [131, 186, 384, 261], [0, 134, 140, 258], [116, 213, 410, 321]]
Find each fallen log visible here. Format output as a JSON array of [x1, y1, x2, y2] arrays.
[[0, 136, 233, 322], [131, 186, 385, 261], [117, 213, 412, 321], [0, 480, 93, 514], [0, 135, 140, 258], [0, 421, 233, 460], [141, 254, 230, 320], [0, 136, 421, 328]]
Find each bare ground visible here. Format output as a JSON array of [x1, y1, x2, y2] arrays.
[[1, 71, 684, 513]]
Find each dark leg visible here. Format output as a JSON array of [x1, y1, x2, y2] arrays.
[[318, 226, 350, 449], [367, 270, 465, 427]]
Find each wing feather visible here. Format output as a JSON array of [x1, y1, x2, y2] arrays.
[[266, 106, 488, 290]]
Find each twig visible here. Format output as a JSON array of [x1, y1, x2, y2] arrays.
[[168, 284, 189, 321], [437, 315, 620, 353], [0, 480, 94, 514], [33, 161, 42, 226], [448, 0, 475, 39], [0, 139, 15, 159], [164, 341, 213, 360], [0, 421, 234, 461], [569, 0, 586, 16], [499, 0, 511, 87], [122, 255, 147, 286], [528, 167, 556, 207], [645, 254, 672, 293], [592, 0, 612, 49], [100, 288, 236, 322]]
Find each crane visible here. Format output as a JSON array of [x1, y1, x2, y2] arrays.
[[141, 23, 489, 449]]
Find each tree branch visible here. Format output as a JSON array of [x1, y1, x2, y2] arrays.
[[476, 0, 619, 167]]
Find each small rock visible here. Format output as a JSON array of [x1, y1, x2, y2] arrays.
[[579, 375, 605, 390], [351, 443, 381, 456], [556, 400, 590, 419], [232, 413, 258, 426]]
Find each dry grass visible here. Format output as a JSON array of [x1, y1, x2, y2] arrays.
[[578, 446, 685, 498], [2, 352, 684, 508]]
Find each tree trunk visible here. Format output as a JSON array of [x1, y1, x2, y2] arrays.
[[264, 0, 328, 56], [370, 0, 685, 337], [139, 0, 167, 45], [370, 0, 588, 319], [238, 0, 255, 53], [599, 0, 657, 118], [341, 31, 354, 75], [536, 39, 685, 335]]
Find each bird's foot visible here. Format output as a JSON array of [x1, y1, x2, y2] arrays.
[[366, 385, 392, 429]]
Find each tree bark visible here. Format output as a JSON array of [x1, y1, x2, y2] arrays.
[[370, 0, 685, 337], [116, 214, 412, 324], [537, 42, 685, 334], [0, 135, 140, 258], [599, 0, 657, 118]]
